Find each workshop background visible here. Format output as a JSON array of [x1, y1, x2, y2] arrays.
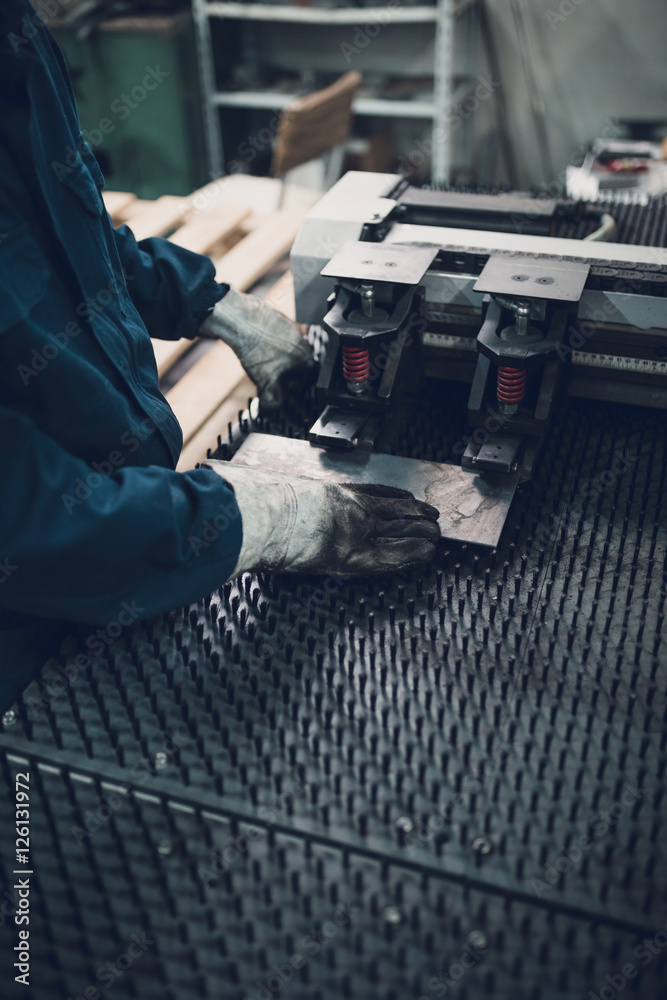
[[1, 1, 667, 999]]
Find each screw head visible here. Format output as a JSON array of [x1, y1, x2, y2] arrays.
[[385, 261, 397, 267], [157, 839, 173, 856], [395, 816, 414, 835], [467, 929, 488, 950], [536, 276, 554, 285], [471, 836, 492, 856], [2, 710, 16, 727], [154, 751, 168, 770], [512, 274, 529, 281], [361, 259, 373, 265], [383, 905, 403, 925]]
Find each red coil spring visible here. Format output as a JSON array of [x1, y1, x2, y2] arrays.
[[342, 345, 370, 382], [497, 366, 526, 404]]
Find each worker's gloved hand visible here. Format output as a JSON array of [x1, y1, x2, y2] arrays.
[[200, 287, 317, 412], [205, 461, 440, 577]]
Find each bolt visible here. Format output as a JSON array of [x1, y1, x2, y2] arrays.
[[2, 710, 16, 727], [467, 930, 488, 950], [395, 816, 414, 835], [383, 906, 403, 925], [471, 836, 492, 856], [154, 751, 168, 770], [157, 839, 173, 856]]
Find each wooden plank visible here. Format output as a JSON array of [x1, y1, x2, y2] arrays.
[[169, 204, 251, 256], [124, 195, 190, 241], [166, 342, 246, 444], [151, 338, 194, 378], [149, 204, 251, 377], [176, 376, 255, 472], [115, 198, 154, 223], [188, 174, 320, 221], [262, 269, 297, 320], [213, 207, 308, 291], [102, 191, 136, 223]]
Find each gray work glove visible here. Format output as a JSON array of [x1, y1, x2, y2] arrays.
[[200, 287, 317, 412], [205, 462, 440, 577]]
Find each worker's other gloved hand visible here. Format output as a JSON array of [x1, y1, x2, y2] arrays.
[[205, 462, 440, 577], [200, 287, 317, 412]]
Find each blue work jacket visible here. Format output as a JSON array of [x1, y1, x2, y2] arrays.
[[0, 2, 243, 711]]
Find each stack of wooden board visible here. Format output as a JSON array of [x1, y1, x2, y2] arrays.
[[103, 177, 318, 472]]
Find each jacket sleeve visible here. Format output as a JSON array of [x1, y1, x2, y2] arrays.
[[113, 224, 229, 342], [0, 406, 243, 627]]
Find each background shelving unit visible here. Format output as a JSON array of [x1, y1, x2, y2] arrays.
[[192, 0, 480, 185]]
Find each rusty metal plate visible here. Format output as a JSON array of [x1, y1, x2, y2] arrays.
[[230, 433, 518, 547]]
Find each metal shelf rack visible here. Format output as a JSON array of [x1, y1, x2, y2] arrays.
[[192, 0, 479, 185]]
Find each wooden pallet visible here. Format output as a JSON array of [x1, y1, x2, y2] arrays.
[[103, 177, 318, 471]]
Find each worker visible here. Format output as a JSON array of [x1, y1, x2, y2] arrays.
[[0, 1, 440, 714]]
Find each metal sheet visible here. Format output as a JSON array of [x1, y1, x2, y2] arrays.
[[384, 222, 667, 266], [474, 254, 590, 302], [230, 433, 518, 547], [321, 241, 440, 285]]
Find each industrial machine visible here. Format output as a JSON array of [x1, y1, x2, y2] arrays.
[[1, 177, 665, 1000], [291, 172, 667, 479]]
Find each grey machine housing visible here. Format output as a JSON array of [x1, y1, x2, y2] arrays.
[[290, 172, 667, 477]]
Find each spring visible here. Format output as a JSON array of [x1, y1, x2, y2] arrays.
[[497, 366, 527, 404], [342, 345, 370, 382]]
